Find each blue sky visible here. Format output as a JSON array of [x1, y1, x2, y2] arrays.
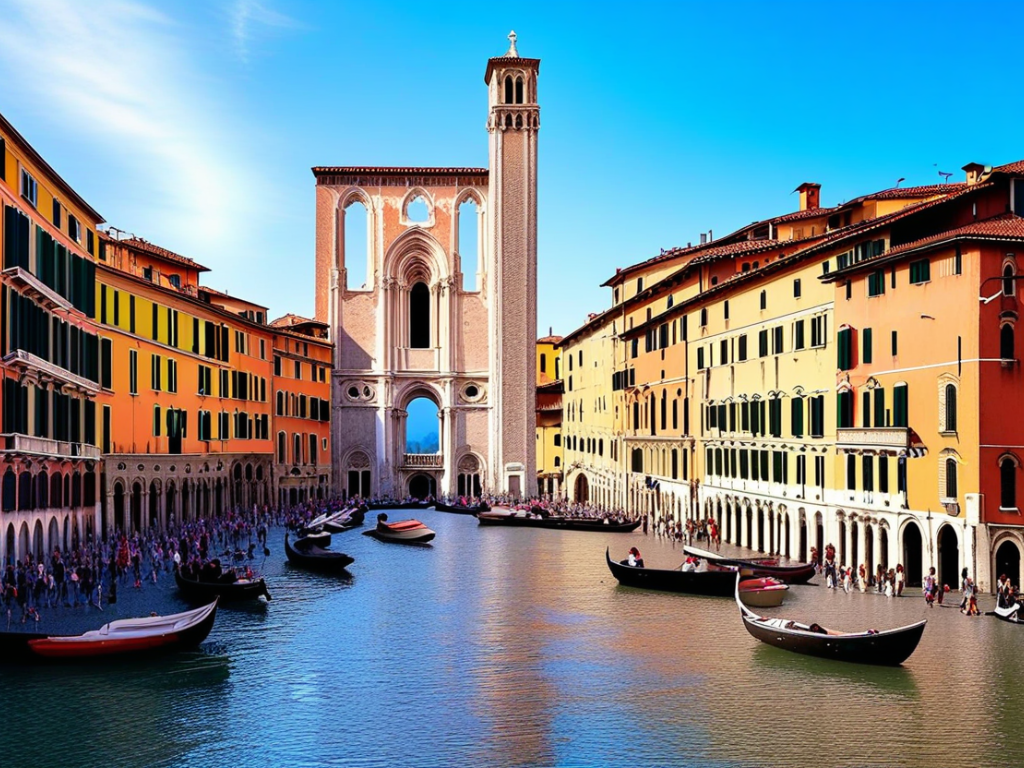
[[1, 1, 1022, 337]]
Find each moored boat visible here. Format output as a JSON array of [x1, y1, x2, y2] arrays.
[[604, 547, 739, 596], [736, 581, 926, 666], [738, 577, 789, 608], [479, 512, 641, 533], [175, 567, 271, 603], [284, 534, 354, 572], [293, 530, 332, 549], [3, 600, 219, 661], [322, 508, 366, 533], [683, 545, 816, 584], [363, 514, 436, 544], [434, 501, 489, 514]]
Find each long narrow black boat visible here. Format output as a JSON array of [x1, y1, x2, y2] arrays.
[[605, 548, 739, 596], [175, 567, 271, 603], [482, 513, 642, 533], [367, 500, 431, 510], [434, 501, 489, 515], [736, 581, 926, 666], [284, 534, 354, 573], [683, 545, 816, 585]]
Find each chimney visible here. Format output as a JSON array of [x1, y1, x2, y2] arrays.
[[700, 233, 707, 245], [794, 182, 821, 211], [962, 162, 990, 186]]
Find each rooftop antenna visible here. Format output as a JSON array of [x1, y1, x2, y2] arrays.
[[895, 177, 905, 188], [938, 170, 953, 183]]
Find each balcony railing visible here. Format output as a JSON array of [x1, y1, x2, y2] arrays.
[[2, 267, 74, 313], [836, 427, 910, 451], [1, 433, 101, 460], [403, 453, 443, 468], [2, 349, 100, 395]]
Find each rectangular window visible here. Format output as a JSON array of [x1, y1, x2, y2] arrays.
[[846, 281, 852, 300], [772, 326, 784, 354], [796, 455, 806, 485], [810, 395, 825, 438], [760, 290, 767, 310], [893, 384, 908, 427], [738, 334, 748, 361], [794, 320, 805, 350], [52, 198, 62, 227], [868, 270, 885, 297], [863, 455, 874, 493], [815, 455, 825, 489], [151, 354, 162, 391], [769, 398, 782, 437], [274, 355, 282, 376], [892, 331, 898, 356], [697, 348, 705, 370], [954, 245, 962, 275], [720, 339, 729, 365], [20, 169, 38, 207], [129, 295, 136, 334], [758, 329, 768, 357], [750, 449, 760, 481], [760, 450, 769, 481], [168, 359, 178, 393], [874, 388, 886, 427], [837, 327, 853, 370], [67, 215, 80, 243], [791, 397, 804, 437], [294, 361, 301, 380], [741, 401, 750, 432], [847, 454, 856, 491], [793, 279, 801, 298], [837, 390, 854, 429], [101, 338, 112, 389], [879, 456, 889, 493], [129, 350, 138, 395], [862, 328, 873, 364], [153, 405, 162, 437], [909, 259, 931, 284], [810, 315, 827, 348]]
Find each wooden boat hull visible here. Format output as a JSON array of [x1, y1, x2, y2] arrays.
[[605, 548, 738, 596], [175, 568, 271, 602], [285, 535, 354, 572], [362, 519, 436, 544], [480, 513, 641, 533], [434, 502, 488, 515], [736, 583, 925, 666], [738, 579, 788, 608], [684, 545, 816, 584], [12, 601, 218, 661]]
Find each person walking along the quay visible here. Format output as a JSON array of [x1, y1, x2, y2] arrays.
[[924, 567, 938, 607], [896, 564, 905, 597]]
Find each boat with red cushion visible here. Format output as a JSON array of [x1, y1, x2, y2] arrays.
[[684, 545, 816, 584], [363, 514, 436, 544], [4, 600, 219, 661]]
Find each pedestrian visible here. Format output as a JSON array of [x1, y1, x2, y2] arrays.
[[924, 567, 937, 607], [896, 564, 905, 597], [858, 564, 867, 593]]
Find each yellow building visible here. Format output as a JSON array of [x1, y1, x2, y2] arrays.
[[536, 335, 563, 496]]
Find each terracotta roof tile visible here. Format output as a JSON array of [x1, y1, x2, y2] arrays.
[[995, 160, 1024, 175], [104, 234, 210, 272], [885, 215, 1024, 257], [865, 183, 966, 200], [770, 207, 836, 224], [312, 166, 488, 176], [537, 335, 563, 344]]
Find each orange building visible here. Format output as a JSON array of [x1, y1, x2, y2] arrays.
[[269, 314, 332, 506], [536, 334, 562, 496], [0, 111, 104, 563]]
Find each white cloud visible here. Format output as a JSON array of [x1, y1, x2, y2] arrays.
[[0, 0, 266, 250], [230, 0, 303, 64]]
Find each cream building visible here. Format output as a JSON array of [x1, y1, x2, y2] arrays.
[[313, 34, 539, 499]]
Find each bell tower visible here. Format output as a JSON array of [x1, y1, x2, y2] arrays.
[[486, 31, 540, 498]]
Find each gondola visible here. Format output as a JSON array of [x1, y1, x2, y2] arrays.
[[479, 512, 641, 533], [367, 500, 431, 510], [0, 600, 219, 662], [604, 548, 739, 596], [175, 567, 271, 603], [293, 530, 332, 549], [989, 603, 1024, 623], [738, 577, 789, 608], [434, 501, 489, 515], [736, 580, 926, 666], [683, 544, 817, 584], [284, 534, 354, 573], [363, 515, 436, 544], [322, 508, 366, 533]]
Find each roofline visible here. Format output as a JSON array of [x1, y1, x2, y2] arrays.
[[821, 231, 1024, 283], [0, 111, 104, 223], [484, 56, 541, 84], [103, 232, 212, 273], [311, 166, 489, 177]]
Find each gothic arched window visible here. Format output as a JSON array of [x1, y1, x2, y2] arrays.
[[410, 282, 431, 349], [504, 75, 514, 104], [515, 76, 524, 104]]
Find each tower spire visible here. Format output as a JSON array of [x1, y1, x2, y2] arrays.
[[506, 30, 518, 57]]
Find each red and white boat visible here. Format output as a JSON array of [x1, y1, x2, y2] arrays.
[[738, 577, 789, 608], [11, 600, 219, 660], [363, 515, 436, 544]]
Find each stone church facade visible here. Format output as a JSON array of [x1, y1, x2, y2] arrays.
[[313, 34, 539, 499]]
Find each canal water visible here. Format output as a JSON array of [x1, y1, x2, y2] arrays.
[[0, 507, 1020, 768]]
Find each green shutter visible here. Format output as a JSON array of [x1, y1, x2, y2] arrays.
[[863, 328, 872, 364]]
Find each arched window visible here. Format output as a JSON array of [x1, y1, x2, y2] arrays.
[[504, 75, 513, 104], [410, 282, 430, 348], [458, 197, 480, 292], [1005, 263, 1016, 297], [1002, 456, 1018, 509], [294, 433, 302, 465], [343, 199, 369, 290], [276, 391, 285, 416], [277, 432, 286, 463], [945, 458, 958, 499], [515, 76, 524, 104], [406, 195, 430, 223], [1002, 323, 1015, 360], [942, 382, 957, 432]]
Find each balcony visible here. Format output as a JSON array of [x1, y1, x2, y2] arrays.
[[1, 433, 101, 461], [403, 453, 443, 469], [836, 427, 910, 451], [2, 349, 100, 396], [2, 267, 74, 313]]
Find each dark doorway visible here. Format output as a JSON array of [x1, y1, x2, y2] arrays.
[[409, 474, 433, 500], [574, 474, 589, 505], [745, 508, 753, 549], [880, 528, 889, 571], [838, 520, 846, 565], [757, 508, 764, 552], [815, 514, 824, 560], [798, 516, 806, 562], [410, 282, 430, 348], [114, 483, 125, 533], [865, 525, 874, 580], [509, 475, 521, 499], [850, 522, 859, 570], [937, 525, 960, 589], [903, 522, 923, 587], [996, 540, 1022, 589], [131, 482, 142, 533]]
